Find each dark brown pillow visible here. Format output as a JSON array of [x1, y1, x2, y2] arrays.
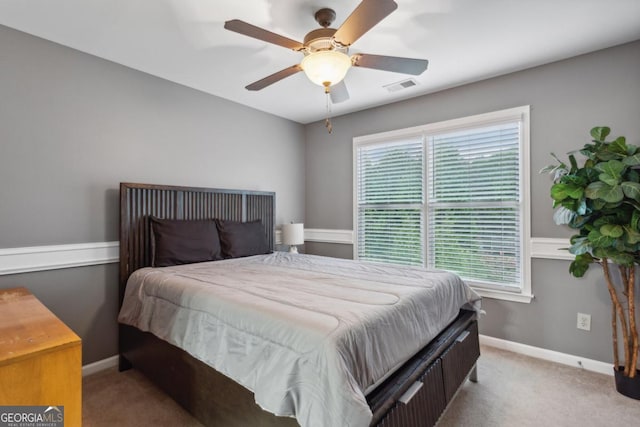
[[215, 219, 270, 258], [150, 217, 222, 267]]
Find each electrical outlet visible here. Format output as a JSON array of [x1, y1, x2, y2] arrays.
[[577, 313, 591, 331]]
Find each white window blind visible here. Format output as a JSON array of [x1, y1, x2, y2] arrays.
[[427, 123, 522, 289], [356, 138, 424, 266], [354, 106, 530, 301]]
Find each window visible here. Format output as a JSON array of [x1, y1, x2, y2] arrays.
[[353, 106, 531, 302], [355, 137, 424, 265]]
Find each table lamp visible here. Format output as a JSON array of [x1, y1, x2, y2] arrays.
[[282, 223, 304, 253]]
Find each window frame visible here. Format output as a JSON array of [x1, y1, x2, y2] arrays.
[[353, 106, 532, 303]]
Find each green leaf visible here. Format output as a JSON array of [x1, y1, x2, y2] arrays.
[[599, 173, 619, 186], [596, 248, 634, 266], [622, 181, 640, 202], [600, 224, 624, 238], [632, 210, 640, 231], [576, 199, 588, 216], [551, 183, 584, 201], [615, 253, 635, 266], [623, 153, 640, 167], [588, 229, 614, 247], [591, 126, 611, 141], [604, 201, 624, 210], [540, 164, 558, 174], [553, 206, 575, 225], [624, 226, 640, 244], [596, 151, 624, 161], [594, 216, 615, 227], [570, 234, 585, 244], [569, 253, 594, 277], [560, 174, 587, 186], [569, 154, 578, 172], [595, 160, 625, 179], [613, 238, 632, 253], [568, 237, 591, 255], [559, 198, 579, 211], [585, 181, 624, 203], [609, 136, 628, 154], [584, 167, 600, 182], [569, 215, 591, 229]]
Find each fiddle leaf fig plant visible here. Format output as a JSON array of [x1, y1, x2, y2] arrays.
[[542, 126, 639, 378]]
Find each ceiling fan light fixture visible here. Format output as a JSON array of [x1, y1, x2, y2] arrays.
[[301, 50, 352, 87]]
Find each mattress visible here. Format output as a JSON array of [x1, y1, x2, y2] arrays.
[[118, 252, 480, 427]]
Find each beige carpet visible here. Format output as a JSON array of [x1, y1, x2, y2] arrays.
[[83, 345, 640, 426]]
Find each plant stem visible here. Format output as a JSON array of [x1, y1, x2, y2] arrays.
[[611, 302, 619, 369], [619, 266, 633, 376], [629, 267, 638, 378], [603, 259, 629, 373]]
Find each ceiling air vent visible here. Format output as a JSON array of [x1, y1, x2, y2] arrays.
[[384, 78, 418, 93]]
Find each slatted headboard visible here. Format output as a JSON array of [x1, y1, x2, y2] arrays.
[[118, 182, 275, 305]]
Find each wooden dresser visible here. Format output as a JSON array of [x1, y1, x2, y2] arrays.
[[0, 287, 82, 427]]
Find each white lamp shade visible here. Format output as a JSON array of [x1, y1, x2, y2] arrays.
[[301, 51, 351, 87], [282, 223, 304, 246]]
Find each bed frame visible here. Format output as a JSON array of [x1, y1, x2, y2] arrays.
[[118, 182, 480, 427]]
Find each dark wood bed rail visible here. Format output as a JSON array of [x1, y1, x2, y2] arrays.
[[118, 182, 275, 305]]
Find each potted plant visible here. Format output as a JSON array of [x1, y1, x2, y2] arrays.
[[542, 126, 639, 399]]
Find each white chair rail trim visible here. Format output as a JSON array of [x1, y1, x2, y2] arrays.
[[530, 237, 573, 261], [0, 234, 571, 275], [0, 241, 119, 275]]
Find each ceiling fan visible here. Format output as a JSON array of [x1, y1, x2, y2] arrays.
[[224, 0, 429, 104]]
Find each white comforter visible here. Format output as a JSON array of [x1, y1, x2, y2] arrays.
[[118, 252, 480, 427]]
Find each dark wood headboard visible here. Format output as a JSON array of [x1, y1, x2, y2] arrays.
[[119, 182, 275, 305]]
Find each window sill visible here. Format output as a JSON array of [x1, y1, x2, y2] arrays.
[[472, 287, 534, 304]]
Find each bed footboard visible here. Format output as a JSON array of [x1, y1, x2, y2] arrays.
[[368, 311, 479, 427]]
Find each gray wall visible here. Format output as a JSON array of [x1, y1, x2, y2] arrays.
[[0, 25, 305, 364], [304, 40, 640, 364]]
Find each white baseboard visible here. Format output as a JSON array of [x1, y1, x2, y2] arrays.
[[82, 355, 119, 377], [480, 334, 613, 376]]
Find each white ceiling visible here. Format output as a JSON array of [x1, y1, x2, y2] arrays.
[[1, 0, 639, 124]]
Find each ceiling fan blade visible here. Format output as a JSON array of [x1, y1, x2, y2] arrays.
[[245, 65, 303, 91], [352, 53, 429, 75], [224, 19, 304, 51], [330, 81, 350, 104], [333, 0, 398, 47]]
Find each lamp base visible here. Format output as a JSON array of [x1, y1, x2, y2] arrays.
[[288, 246, 299, 254]]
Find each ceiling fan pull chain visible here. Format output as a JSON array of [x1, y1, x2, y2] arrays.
[[324, 83, 333, 134], [325, 117, 333, 134]]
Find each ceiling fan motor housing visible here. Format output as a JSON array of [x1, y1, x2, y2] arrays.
[[303, 28, 347, 54]]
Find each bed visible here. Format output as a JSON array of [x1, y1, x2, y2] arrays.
[[118, 182, 481, 427]]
